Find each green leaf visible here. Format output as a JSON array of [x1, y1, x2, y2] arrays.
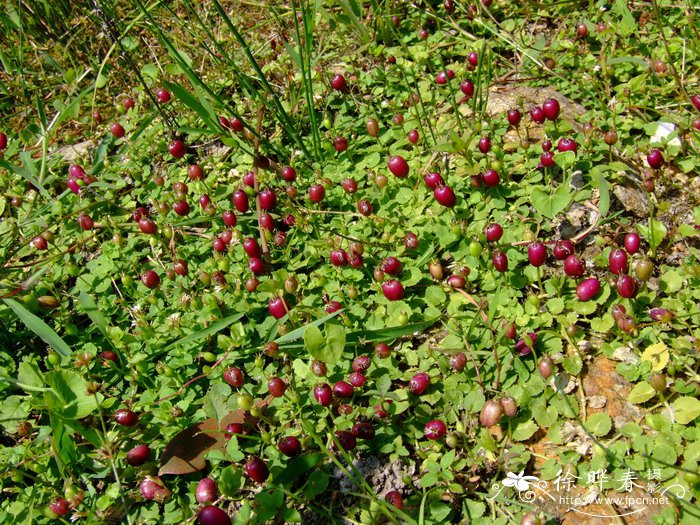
[[219, 465, 243, 496], [596, 168, 610, 217], [303, 469, 329, 499], [585, 413, 612, 437], [672, 397, 700, 425], [44, 370, 100, 420], [627, 381, 656, 405], [562, 354, 583, 375], [322, 323, 346, 364], [659, 270, 683, 294], [530, 184, 571, 219], [637, 219, 667, 250], [512, 420, 538, 441], [276, 452, 325, 485], [0, 395, 30, 433], [303, 325, 325, 358], [3, 299, 70, 356]]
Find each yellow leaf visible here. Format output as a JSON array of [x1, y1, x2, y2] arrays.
[[640, 342, 669, 372]]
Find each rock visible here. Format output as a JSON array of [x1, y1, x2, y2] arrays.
[[612, 185, 649, 217], [588, 396, 607, 409]]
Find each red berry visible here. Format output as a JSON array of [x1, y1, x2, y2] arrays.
[[530, 106, 545, 123], [542, 98, 560, 120], [244, 456, 269, 483], [408, 372, 430, 395], [387, 155, 409, 178], [485, 223, 503, 242], [243, 238, 261, 258], [333, 380, 354, 399], [557, 138, 577, 153], [492, 250, 508, 272], [348, 371, 366, 387], [334, 430, 356, 451], [173, 200, 190, 216], [553, 240, 574, 260], [188, 164, 205, 180], [563, 255, 585, 277], [114, 409, 139, 427], [515, 333, 537, 356], [222, 210, 237, 227], [325, 300, 342, 314], [268, 377, 287, 398], [168, 139, 186, 159], [156, 88, 171, 103], [527, 242, 547, 267], [609, 249, 629, 275], [333, 136, 348, 152], [232, 190, 249, 213], [480, 399, 503, 427], [576, 277, 601, 301], [223, 367, 244, 388], [424, 419, 446, 440], [309, 184, 326, 203], [450, 352, 467, 371], [173, 259, 188, 276], [407, 129, 419, 144], [540, 151, 555, 168], [278, 436, 302, 457], [482, 169, 500, 187], [49, 498, 70, 517], [478, 136, 491, 153], [314, 383, 333, 406], [405, 232, 418, 249], [647, 149, 664, 169], [616, 274, 638, 298], [352, 420, 375, 440], [330, 74, 347, 91], [281, 166, 296, 181], [460, 80, 475, 97], [424, 172, 444, 190], [198, 506, 231, 525], [381, 279, 404, 301], [110, 122, 125, 138], [433, 185, 456, 207], [246, 256, 264, 275], [507, 109, 521, 126], [141, 270, 160, 289], [342, 178, 358, 194], [382, 257, 403, 276], [386, 491, 404, 510], [77, 213, 94, 231], [0, 132, 7, 150], [230, 117, 244, 132], [126, 444, 150, 466], [138, 217, 157, 234], [357, 199, 373, 216], [196, 479, 218, 505], [624, 232, 641, 254], [122, 97, 135, 110], [268, 297, 289, 319]]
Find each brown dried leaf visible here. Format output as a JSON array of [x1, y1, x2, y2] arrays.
[[159, 397, 271, 476]]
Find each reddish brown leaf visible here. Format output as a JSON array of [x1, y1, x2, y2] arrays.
[[159, 397, 271, 476]]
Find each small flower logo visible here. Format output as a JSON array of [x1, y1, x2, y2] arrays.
[[502, 471, 540, 492]]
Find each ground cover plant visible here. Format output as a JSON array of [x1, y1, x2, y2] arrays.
[[1, 0, 700, 523]]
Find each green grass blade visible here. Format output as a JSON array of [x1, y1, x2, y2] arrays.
[[159, 312, 247, 356], [78, 291, 111, 341], [3, 298, 71, 356]]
